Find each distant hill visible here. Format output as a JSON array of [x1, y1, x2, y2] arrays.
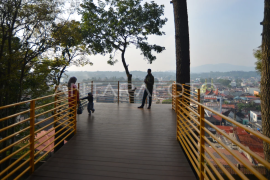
[[64, 71, 176, 82], [191, 63, 255, 73], [65, 69, 260, 83]]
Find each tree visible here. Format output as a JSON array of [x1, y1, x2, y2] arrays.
[[0, 0, 62, 175], [260, 0, 270, 178], [80, 0, 167, 102], [216, 79, 231, 87], [0, 0, 60, 106], [171, 0, 190, 88], [49, 20, 92, 85], [254, 46, 262, 74]]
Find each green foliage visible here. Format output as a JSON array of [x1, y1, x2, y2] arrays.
[[0, 0, 61, 106], [224, 101, 229, 104], [216, 79, 231, 87], [253, 46, 262, 74], [49, 20, 93, 85], [200, 78, 205, 83], [80, 0, 167, 66], [162, 99, 172, 104], [237, 102, 260, 111], [235, 79, 242, 87], [0, 0, 66, 174]]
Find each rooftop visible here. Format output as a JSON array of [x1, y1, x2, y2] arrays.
[[205, 147, 252, 166]]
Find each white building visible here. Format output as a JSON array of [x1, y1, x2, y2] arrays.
[[241, 82, 247, 87], [250, 111, 261, 123], [231, 82, 236, 87], [245, 87, 260, 95]]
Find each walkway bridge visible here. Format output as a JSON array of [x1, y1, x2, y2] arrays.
[[1, 82, 270, 180], [29, 103, 195, 180]]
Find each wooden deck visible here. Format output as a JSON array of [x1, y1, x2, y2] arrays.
[[29, 103, 196, 180]]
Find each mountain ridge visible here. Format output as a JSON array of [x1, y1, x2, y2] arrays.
[[190, 63, 255, 73]]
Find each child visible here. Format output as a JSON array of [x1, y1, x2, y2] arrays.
[[81, 92, 95, 115]]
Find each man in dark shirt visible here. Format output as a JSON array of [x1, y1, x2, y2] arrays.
[[81, 92, 95, 115], [138, 69, 154, 109]]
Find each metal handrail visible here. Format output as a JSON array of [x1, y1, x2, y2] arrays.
[[175, 86, 270, 180], [0, 89, 78, 180], [2, 81, 268, 179]]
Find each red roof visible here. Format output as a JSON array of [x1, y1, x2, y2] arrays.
[[205, 89, 219, 95], [216, 125, 233, 134], [214, 88, 219, 95], [235, 127, 249, 135], [212, 115, 222, 121], [205, 97, 217, 100], [205, 147, 252, 166], [235, 127, 264, 163], [205, 89, 211, 95], [246, 96, 259, 99], [237, 134, 263, 150], [222, 104, 235, 109]]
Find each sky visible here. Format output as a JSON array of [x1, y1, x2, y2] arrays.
[[67, 0, 264, 72]]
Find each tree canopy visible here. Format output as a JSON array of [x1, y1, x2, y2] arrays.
[[80, 0, 167, 102], [49, 20, 92, 85], [80, 0, 167, 74], [0, 0, 62, 107]]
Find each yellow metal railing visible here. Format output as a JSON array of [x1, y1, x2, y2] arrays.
[[173, 83, 270, 180], [172, 82, 177, 110], [77, 81, 174, 104], [0, 88, 78, 180]]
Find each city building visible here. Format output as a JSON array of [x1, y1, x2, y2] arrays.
[[231, 81, 236, 87], [250, 111, 261, 123]]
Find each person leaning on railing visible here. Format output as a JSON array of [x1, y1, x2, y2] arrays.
[[138, 69, 154, 109], [68, 76, 80, 119]]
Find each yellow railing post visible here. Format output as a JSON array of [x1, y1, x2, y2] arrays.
[[175, 92, 180, 139], [198, 88, 200, 103], [74, 89, 77, 135], [199, 105, 205, 180], [29, 100, 35, 173], [197, 89, 200, 125], [54, 86, 58, 128], [118, 81, 119, 104]]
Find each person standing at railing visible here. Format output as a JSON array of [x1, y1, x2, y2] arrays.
[[68, 76, 80, 117], [80, 92, 95, 115], [54, 76, 80, 151], [138, 69, 154, 109]]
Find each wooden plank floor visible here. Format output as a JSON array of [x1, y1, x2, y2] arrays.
[[29, 103, 196, 180]]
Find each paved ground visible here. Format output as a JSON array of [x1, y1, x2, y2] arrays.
[[29, 103, 196, 180]]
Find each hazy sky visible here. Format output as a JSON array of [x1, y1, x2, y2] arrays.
[[68, 0, 264, 72]]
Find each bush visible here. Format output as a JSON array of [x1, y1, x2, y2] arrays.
[[162, 99, 172, 104]]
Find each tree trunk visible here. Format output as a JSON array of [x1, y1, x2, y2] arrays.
[[127, 74, 134, 103], [121, 45, 134, 103], [172, 0, 190, 87], [260, 0, 270, 178], [172, 0, 190, 112]]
